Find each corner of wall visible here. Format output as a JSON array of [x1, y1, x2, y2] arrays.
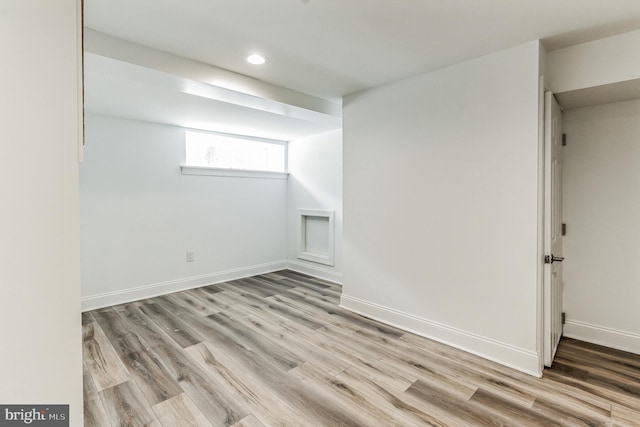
[[538, 40, 549, 80], [286, 259, 343, 284], [564, 321, 640, 356]]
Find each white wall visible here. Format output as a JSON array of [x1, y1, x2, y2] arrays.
[[342, 41, 542, 375], [287, 130, 343, 282], [547, 29, 640, 93], [0, 1, 83, 425], [80, 115, 288, 309], [562, 98, 640, 354]]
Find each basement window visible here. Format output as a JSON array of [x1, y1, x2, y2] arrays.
[[181, 130, 288, 179]]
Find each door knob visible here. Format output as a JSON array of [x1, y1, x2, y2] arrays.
[[544, 255, 565, 264]]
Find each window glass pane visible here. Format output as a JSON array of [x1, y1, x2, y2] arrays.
[[185, 131, 286, 172]]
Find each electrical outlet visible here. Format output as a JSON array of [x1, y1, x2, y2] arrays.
[[186, 251, 194, 262]]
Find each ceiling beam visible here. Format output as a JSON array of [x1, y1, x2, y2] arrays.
[[84, 28, 341, 119]]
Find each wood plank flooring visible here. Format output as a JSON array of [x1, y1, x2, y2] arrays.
[[83, 270, 640, 426]]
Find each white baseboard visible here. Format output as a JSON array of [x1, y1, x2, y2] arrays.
[[81, 260, 287, 311], [564, 320, 640, 355], [286, 259, 343, 284], [340, 294, 541, 377]]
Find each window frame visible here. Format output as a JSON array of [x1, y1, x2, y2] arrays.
[[181, 129, 288, 178]]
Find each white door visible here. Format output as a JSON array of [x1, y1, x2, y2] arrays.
[[543, 92, 564, 367]]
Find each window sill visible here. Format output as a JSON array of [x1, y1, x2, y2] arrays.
[[180, 165, 289, 179]]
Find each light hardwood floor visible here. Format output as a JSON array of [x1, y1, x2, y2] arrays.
[[83, 270, 640, 426]]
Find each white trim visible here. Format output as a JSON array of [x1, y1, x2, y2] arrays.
[[181, 165, 289, 179], [536, 75, 546, 373], [340, 294, 542, 377], [286, 259, 343, 284], [564, 320, 640, 356], [81, 260, 287, 311]]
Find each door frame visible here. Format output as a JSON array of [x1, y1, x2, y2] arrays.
[[536, 76, 548, 375]]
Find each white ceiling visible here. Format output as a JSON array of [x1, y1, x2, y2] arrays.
[[86, 0, 640, 101]]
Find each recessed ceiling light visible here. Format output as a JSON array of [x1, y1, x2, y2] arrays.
[[246, 54, 267, 65]]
